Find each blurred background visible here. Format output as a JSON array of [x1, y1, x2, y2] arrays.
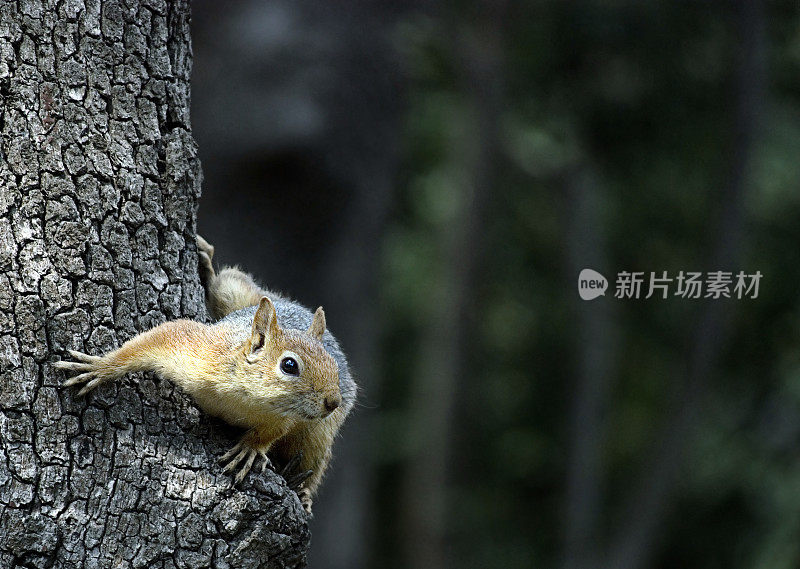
[[190, 1, 800, 568]]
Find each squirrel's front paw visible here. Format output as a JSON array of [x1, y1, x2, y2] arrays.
[[279, 451, 314, 493], [277, 452, 314, 514], [219, 440, 272, 484], [55, 350, 109, 396]]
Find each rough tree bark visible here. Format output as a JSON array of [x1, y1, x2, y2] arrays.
[[0, 1, 309, 567]]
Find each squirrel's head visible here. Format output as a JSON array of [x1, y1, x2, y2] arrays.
[[243, 296, 342, 420]]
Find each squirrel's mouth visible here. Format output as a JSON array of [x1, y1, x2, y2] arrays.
[[297, 406, 332, 421]]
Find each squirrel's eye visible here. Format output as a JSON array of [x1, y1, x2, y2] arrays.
[[280, 357, 300, 376]]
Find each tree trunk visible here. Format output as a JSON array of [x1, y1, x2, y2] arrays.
[[561, 165, 618, 569], [401, 8, 504, 567], [0, 1, 309, 567]]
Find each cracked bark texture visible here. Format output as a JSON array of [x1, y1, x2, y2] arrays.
[[0, 1, 310, 567]]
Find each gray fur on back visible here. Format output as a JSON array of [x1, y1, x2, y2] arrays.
[[215, 297, 357, 412]]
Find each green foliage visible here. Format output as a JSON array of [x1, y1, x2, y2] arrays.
[[376, 2, 800, 568]]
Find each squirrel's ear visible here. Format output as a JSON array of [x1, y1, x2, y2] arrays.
[[247, 297, 279, 362], [307, 307, 326, 340]]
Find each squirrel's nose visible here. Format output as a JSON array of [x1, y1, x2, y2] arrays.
[[324, 397, 341, 413]]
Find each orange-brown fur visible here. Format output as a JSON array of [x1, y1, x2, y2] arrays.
[[57, 236, 352, 513]]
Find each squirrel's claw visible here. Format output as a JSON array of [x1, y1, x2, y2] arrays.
[[68, 349, 102, 362], [279, 451, 303, 477], [220, 441, 272, 483], [77, 378, 105, 396], [222, 446, 251, 482], [219, 441, 244, 464], [61, 371, 95, 386], [220, 443, 308, 499], [279, 451, 313, 492], [285, 469, 314, 493], [236, 450, 258, 484], [55, 350, 100, 375], [220, 442, 248, 472], [258, 449, 273, 472], [56, 350, 106, 396]]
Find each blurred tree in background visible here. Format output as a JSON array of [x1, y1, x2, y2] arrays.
[[192, 1, 800, 568]]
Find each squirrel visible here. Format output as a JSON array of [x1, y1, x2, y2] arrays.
[[55, 235, 356, 513]]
